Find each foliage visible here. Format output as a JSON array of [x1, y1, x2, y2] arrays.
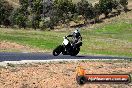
[[9, 7, 28, 28], [53, 0, 76, 23], [0, 0, 130, 29], [93, 3, 101, 22], [76, 0, 95, 22], [0, 0, 13, 26], [98, 0, 113, 17], [119, 0, 128, 12]]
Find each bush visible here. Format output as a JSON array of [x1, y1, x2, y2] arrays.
[[112, 0, 122, 14], [76, 0, 95, 23], [19, 0, 29, 9], [98, 0, 113, 18], [94, 3, 101, 22], [2, 0, 129, 29], [9, 8, 27, 28], [31, 14, 41, 29], [119, 0, 128, 12], [53, 0, 76, 23], [0, 0, 13, 26]]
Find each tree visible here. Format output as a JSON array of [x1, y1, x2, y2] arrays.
[[40, 0, 56, 29], [98, 0, 113, 18], [53, 0, 76, 23], [119, 0, 128, 12], [93, 3, 102, 22], [9, 7, 27, 29], [19, 0, 29, 9], [76, 0, 95, 23], [112, 0, 122, 15], [0, 0, 13, 26]]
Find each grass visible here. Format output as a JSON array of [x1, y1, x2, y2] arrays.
[[0, 29, 66, 50], [0, 20, 132, 57]]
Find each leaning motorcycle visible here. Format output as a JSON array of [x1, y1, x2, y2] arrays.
[[53, 36, 82, 56]]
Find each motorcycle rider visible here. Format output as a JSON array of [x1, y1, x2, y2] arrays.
[[53, 28, 82, 56], [66, 28, 82, 51]]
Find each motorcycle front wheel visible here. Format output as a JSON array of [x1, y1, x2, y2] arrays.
[[53, 45, 62, 56]]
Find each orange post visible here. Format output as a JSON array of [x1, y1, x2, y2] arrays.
[[76, 66, 86, 76]]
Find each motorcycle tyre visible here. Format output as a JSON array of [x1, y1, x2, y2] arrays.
[[70, 47, 80, 56]]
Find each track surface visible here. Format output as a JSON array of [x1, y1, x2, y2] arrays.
[[0, 52, 131, 62]]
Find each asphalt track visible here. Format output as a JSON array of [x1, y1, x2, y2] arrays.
[[0, 52, 131, 62]]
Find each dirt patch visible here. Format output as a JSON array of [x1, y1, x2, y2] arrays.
[[0, 41, 48, 53], [0, 61, 132, 88]]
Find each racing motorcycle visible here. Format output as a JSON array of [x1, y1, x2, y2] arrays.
[[53, 36, 82, 56]]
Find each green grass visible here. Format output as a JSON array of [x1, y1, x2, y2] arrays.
[[80, 21, 132, 57], [0, 29, 67, 50], [0, 21, 132, 57]]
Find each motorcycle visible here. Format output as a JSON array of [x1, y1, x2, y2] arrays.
[[53, 36, 82, 56]]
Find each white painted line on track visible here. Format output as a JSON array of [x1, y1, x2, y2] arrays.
[[0, 59, 121, 66]]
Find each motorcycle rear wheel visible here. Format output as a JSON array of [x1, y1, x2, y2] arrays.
[[70, 47, 80, 56]]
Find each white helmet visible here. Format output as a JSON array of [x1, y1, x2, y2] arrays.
[[74, 28, 80, 33]]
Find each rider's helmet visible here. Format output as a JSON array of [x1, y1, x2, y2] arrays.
[[74, 28, 80, 33]]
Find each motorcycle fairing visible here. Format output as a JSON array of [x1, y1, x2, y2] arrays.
[[63, 38, 69, 45]]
